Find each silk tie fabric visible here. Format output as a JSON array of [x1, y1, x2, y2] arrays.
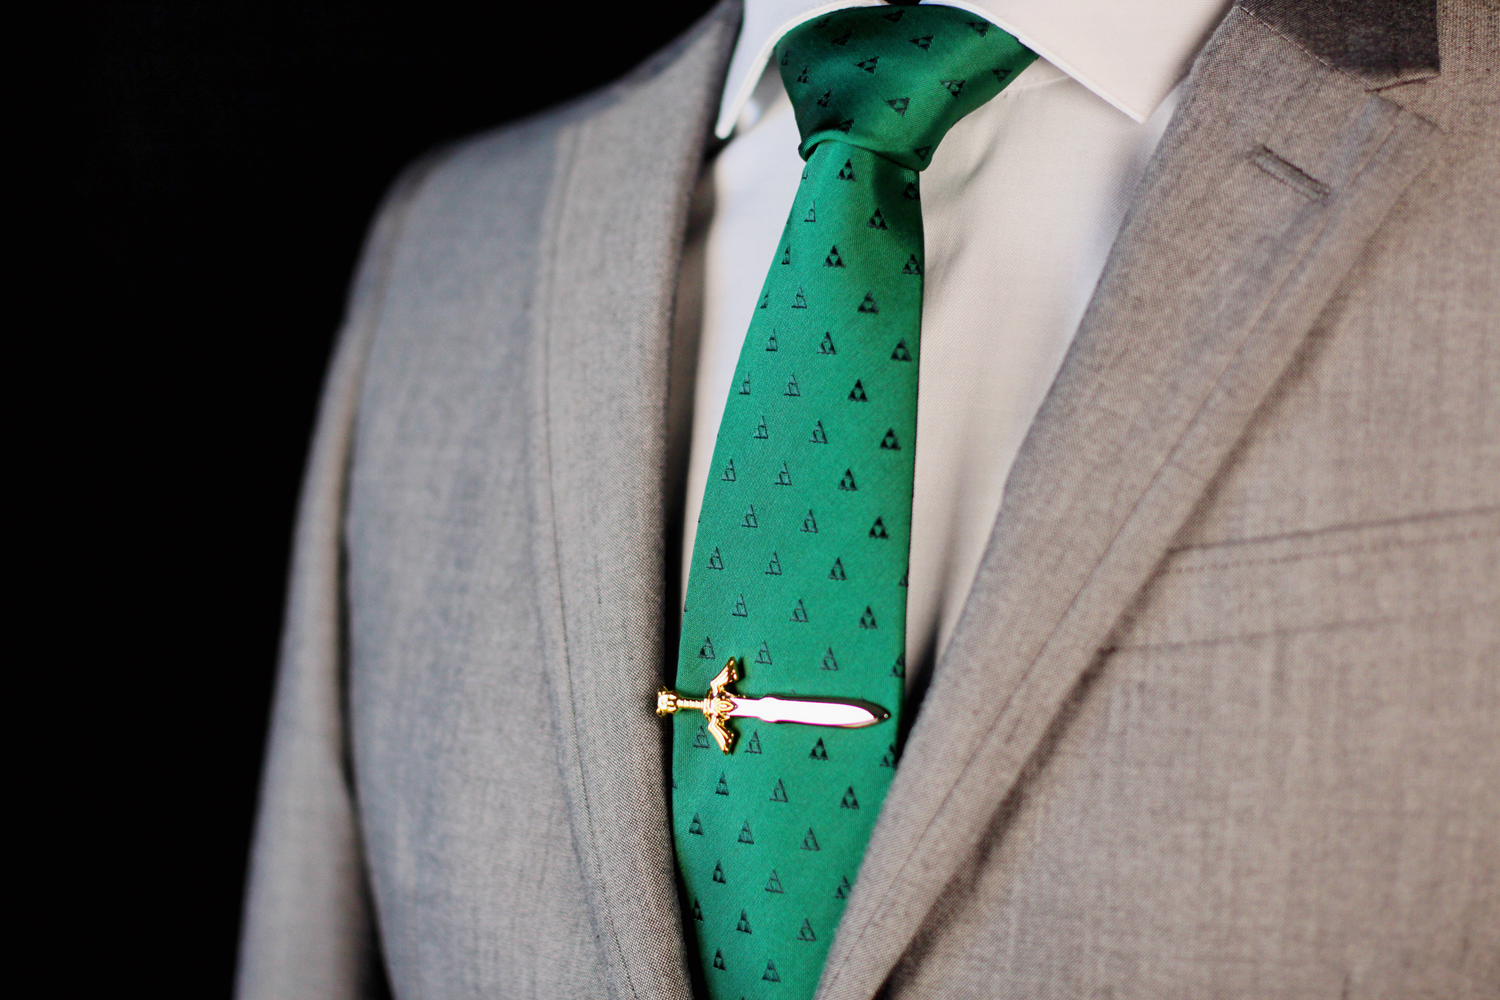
[[671, 8, 1035, 998]]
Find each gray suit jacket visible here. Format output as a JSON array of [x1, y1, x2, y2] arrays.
[[237, 1, 1499, 997]]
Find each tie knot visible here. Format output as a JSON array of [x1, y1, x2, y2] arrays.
[[776, 5, 1035, 171]]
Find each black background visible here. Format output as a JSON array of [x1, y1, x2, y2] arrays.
[[77, 1, 717, 991]]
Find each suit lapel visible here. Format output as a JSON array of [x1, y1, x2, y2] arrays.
[[819, 6, 1441, 999], [526, 4, 739, 999]]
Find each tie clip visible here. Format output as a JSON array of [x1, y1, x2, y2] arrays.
[[657, 657, 889, 753]]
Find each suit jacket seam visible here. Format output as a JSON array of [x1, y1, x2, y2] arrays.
[[1238, 5, 1371, 88], [537, 113, 653, 1000]]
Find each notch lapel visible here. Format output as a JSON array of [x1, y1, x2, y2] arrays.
[[526, 4, 739, 999], [819, 6, 1442, 999]]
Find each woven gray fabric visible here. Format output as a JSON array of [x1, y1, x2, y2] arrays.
[[238, 2, 1498, 998]]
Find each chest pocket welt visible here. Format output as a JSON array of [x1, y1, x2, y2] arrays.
[[1112, 508, 1499, 650]]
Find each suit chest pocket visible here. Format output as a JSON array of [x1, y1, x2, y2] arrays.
[[1112, 507, 1499, 651]]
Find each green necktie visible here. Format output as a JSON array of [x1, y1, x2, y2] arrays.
[[669, 8, 1034, 998]]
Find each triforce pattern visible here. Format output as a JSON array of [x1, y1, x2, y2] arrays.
[[670, 142, 915, 1000], [671, 6, 1035, 1000]]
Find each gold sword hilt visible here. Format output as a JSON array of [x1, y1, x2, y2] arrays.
[[657, 659, 741, 752]]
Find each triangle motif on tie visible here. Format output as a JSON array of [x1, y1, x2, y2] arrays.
[[670, 8, 1036, 999]]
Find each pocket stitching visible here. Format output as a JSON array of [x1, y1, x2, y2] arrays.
[[1164, 525, 1498, 577]]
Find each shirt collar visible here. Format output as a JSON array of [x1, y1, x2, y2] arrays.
[[716, 0, 1232, 138]]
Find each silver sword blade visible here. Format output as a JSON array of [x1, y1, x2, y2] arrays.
[[728, 695, 888, 728]]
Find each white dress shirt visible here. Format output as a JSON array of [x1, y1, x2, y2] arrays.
[[682, 0, 1230, 682]]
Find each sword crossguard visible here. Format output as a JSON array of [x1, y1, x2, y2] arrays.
[[657, 658, 741, 753]]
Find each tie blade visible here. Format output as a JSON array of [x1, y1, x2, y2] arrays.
[[729, 695, 888, 728]]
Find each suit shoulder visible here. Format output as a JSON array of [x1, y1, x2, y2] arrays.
[[381, 100, 580, 237], [379, 0, 741, 226], [351, 84, 615, 311]]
